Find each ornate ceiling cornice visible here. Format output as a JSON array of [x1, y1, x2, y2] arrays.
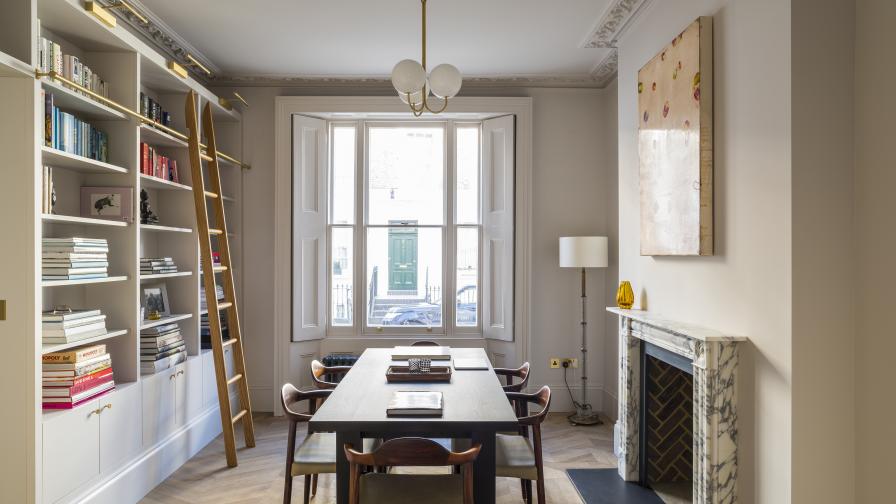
[[590, 50, 619, 88], [582, 0, 653, 49]]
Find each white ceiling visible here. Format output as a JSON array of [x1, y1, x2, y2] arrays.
[[138, 0, 615, 79]]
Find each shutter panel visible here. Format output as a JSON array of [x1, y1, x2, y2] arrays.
[[481, 115, 515, 341], [292, 115, 327, 341]]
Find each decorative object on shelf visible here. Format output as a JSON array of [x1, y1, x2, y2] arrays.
[[639, 17, 714, 256], [141, 283, 170, 318], [80, 186, 134, 222], [139, 189, 160, 225], [147, 310, 161, 320], [616, 280, 635, 309], [408, 357, 432, 374], [559, 236, 609, 426], [391, 0, 462, 116], [43, 166, 56, 214]]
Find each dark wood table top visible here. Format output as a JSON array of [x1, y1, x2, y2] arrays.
[[309, 347, 518, 434]]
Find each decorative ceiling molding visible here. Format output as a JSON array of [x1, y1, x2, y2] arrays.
[[207, 73, 610, 89], [590, 50, 619, 88], [101, 0, 220, 81], [582, 0, 653, 49]]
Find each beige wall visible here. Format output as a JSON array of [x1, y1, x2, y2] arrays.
[[215, 85, 617, 413], [854, 0, 896, 501], [616, 1, 792, 502]]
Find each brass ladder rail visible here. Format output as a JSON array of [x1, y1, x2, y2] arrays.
[[184, 90, 255, 467]]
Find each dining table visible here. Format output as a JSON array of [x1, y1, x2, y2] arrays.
[[308, 347, 519, 504]]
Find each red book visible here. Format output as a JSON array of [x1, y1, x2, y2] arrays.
[[43, 367, 114, 397], [141, 142, 148, 175], [162, 156, 168, 180], [42, 381, 115, 409]]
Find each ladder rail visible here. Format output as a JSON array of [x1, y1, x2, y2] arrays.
[[184, 91, 255, 467]]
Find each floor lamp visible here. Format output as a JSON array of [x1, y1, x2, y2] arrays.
[[559, 236, 608, 426]]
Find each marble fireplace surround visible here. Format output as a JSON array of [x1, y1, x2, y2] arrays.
[[607, 308, 746, 504]]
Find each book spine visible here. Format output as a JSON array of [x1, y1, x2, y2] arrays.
[[42, 345, 106, 363]]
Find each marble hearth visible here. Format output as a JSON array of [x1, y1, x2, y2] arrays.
[[607, 308, 746, 504]]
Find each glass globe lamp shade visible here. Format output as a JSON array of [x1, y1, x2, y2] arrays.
[[428, 63, 462, 99], [391, 59, 426, 94]]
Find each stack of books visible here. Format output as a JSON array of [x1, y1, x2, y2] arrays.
[[201, 285, 228, 348], [42, 308, 107, 345], [37, 31, 111, 99], [140, 142, 179, 182], [42, 344, 115, 409], [140, 323, 186, 374], [141, 257, 177, 276], [43, 238, 109, 281], [43, 91, 110, 162]]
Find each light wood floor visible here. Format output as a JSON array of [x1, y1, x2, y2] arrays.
[[141, 413, 617, 504]]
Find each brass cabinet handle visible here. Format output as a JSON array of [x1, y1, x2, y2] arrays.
[[177, 370, 185, 376], [100, 403, 112, 413]]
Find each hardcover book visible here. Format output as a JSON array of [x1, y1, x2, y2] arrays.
[[386, 391, 444, 417], [42, 344, 107, 363], [391, 346, 452, 361]]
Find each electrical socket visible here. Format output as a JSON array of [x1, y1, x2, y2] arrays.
[[549, 358, 561, 369]]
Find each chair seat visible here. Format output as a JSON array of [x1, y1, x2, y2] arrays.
[[495, 434, 538, 480], [291, 433, 378, 476], [360, 473, 464, 504]]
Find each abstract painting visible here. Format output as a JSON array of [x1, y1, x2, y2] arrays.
[[638, 17, 713, 256]]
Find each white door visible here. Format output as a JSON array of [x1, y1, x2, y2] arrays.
[[99, 385, 142, 474], [176, 358, 203, 426], [42, 402, 101, 503], [142, 369, 177, 447]]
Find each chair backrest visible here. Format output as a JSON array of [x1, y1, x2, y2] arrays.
[[280, 383, 332, 423], [494, 361, 531, 392], [410, 340, 440, 347], [507, 385, 552, 426], [344, 438, 481, 504], [309, 359, 351, 389]]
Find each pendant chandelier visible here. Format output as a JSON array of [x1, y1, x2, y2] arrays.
[[391, 0, 462, 116]]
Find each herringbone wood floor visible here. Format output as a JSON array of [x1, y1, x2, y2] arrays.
[[141, 413, 616, 504]]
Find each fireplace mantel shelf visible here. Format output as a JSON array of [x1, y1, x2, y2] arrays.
[[607, 308, 747, 343]]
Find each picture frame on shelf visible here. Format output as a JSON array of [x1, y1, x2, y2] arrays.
[[142, 283, 171, 318], [80, 186, 134, 222]]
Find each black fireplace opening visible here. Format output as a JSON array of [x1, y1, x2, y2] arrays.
[[639, 342, 694, 500]]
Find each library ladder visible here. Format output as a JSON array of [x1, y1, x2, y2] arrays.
[[184, 91, 255, 467]]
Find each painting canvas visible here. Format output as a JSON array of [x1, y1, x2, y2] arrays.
[[638, 17, 713, 256], [80, 186, 134, 222]]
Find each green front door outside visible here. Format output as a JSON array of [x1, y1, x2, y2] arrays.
[[388, 225, 418, 292]]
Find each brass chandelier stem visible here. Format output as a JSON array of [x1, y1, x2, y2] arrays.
[[421, 0, 427, 70]]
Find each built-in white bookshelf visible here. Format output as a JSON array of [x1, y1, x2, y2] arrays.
[[0, 1, 245, 502]]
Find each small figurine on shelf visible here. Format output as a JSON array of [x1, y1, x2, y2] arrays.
[[50, 184, 57, 215], [147, 310, 162, 320], [140, 189, 160, 225]]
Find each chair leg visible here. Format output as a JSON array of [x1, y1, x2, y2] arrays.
[[303, 475, 311, 504], [311, 474, 318, 496], [283, 473, 293, 504], [536, 477, 545, 504], [524, 479, 533, 504]]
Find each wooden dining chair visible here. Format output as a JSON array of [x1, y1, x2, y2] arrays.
[[494, 362, 531, 393], [344, 438, 481, 504], [498, 386, 552, 504], [310, 359, 352, 389], [281, 383, 378, 504], [410, 340, 440, 346]]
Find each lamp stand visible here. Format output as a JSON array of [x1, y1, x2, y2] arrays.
[[568, 267, 602, 426]]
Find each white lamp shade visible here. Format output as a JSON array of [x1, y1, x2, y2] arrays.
[[428, 63, 462, 99], [391, 59, 426, 94], [559, 236, 608, 268]]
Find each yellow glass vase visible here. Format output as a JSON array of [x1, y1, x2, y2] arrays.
[[616, 281, 635, 309]]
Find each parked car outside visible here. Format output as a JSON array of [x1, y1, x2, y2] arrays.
[[381, 285, 477, 326]]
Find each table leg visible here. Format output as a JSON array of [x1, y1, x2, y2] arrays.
[[336, 431, 361, 504], [472, 431, 497, 504]]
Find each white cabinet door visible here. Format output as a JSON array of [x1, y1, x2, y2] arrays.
[[99, 384, 141, 474], [175, 358, 203, 426], [141, 369, 177, 447], [42, 401, 101, 504], [202, 351, 217, 408]]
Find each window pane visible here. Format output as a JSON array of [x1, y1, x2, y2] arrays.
[[366, 227, 442, 327], [330, 227, 353, 326], [368, 127, 444, 225], [456, 227, 479, 326], [331, 126, 355, 224], [456, 126, 480, 224]]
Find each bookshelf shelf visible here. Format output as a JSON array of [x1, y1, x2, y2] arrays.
[[139, 271, 193, 280], [140, 124, 188, 148], [41, 329, 128, 355], [42, 275, 128, 287], [42, 146, 129, 174], [42, 214, 129, 227], [140, 223, 192, 233], [0, 49, 31, 78], [41, 79, 129, 121], [139, 313, 193, 330], [139, 173, 191, 191]]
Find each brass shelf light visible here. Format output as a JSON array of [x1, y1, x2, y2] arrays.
[[35, 70, 250, 170]]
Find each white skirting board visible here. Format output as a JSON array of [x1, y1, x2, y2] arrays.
[[73, 405, 223, 504]]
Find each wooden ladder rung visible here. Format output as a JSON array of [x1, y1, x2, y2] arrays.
[[209, 228, 223, 235], [212, 265, 228, 273], [204, 190, 218, 199], [222, 338, 237, 348], [227, 373, 243, 385], [231, 409, 249, 424], [217, 301, 233, 310]]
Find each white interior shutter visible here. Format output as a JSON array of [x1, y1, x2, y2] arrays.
[[481, 115, 515, 341], [292, 115, 327, 341]]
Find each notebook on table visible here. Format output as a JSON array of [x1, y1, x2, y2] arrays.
[[390, 346, 452, 361], [387, 391, 444, 417], [453, 358, 489, 370]]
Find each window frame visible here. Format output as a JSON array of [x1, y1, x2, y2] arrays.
[[325, 119, 483, 338]]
